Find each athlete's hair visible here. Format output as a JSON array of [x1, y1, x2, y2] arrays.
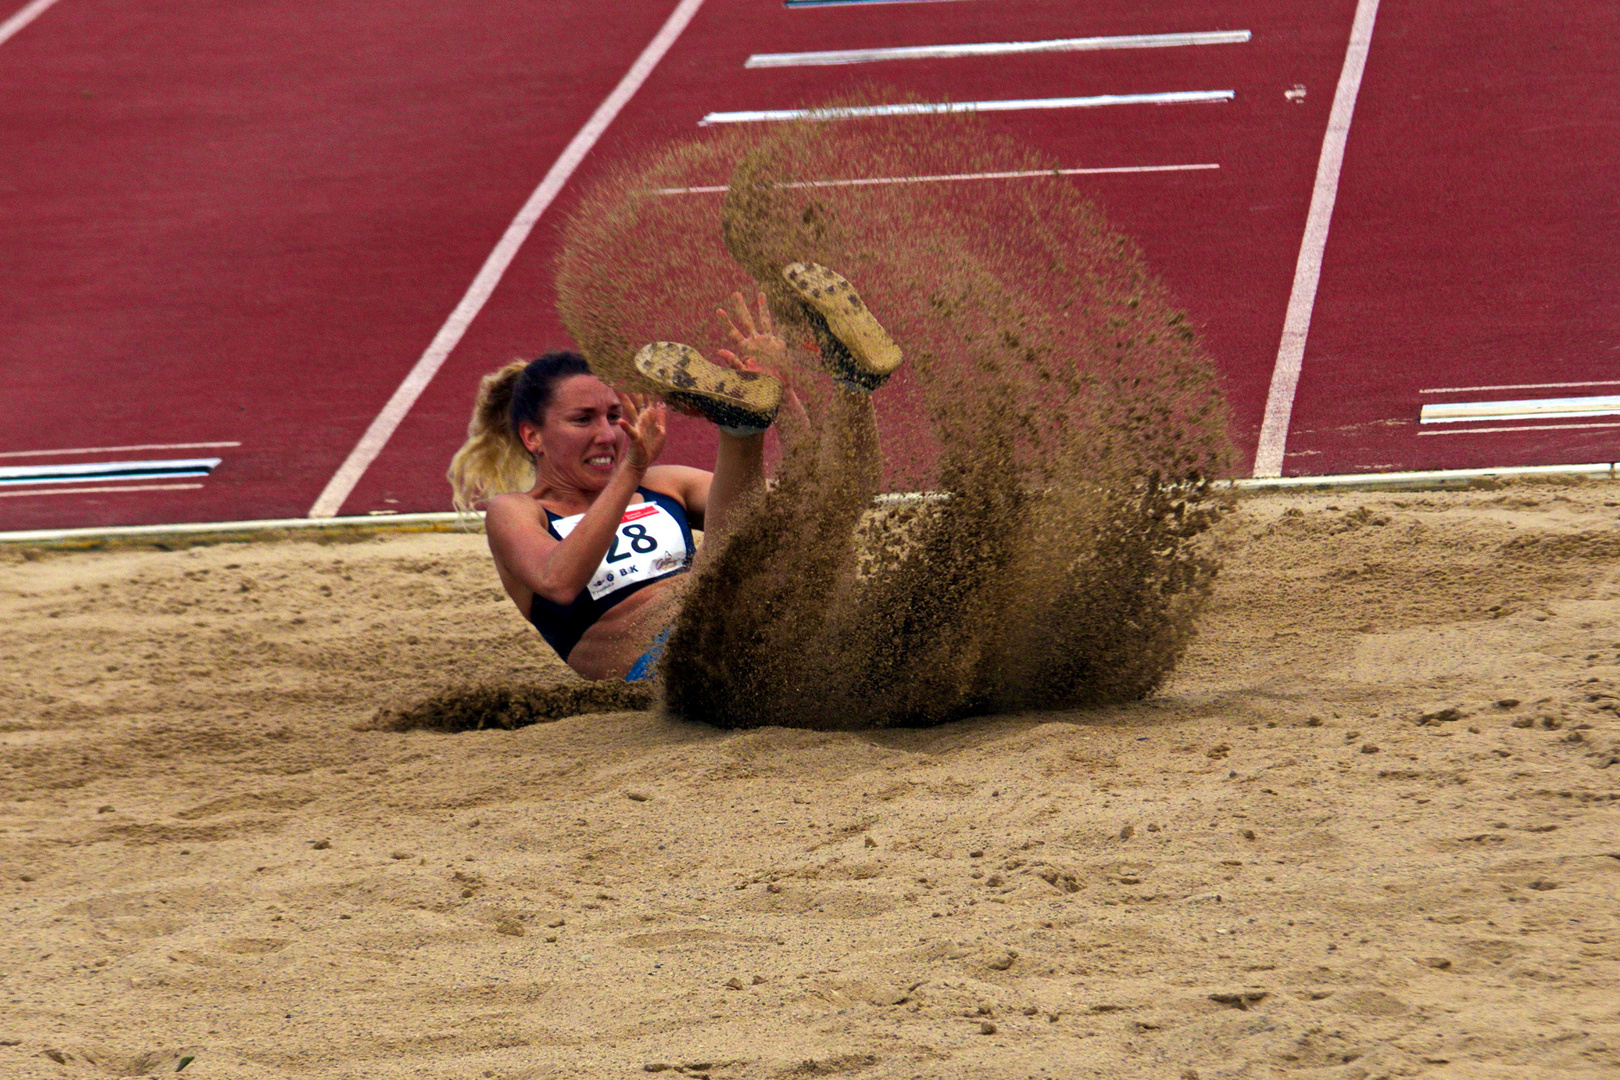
[[447, 350, 594, 514]]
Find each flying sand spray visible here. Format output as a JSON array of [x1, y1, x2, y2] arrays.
[[550, 97, 1232, 730]]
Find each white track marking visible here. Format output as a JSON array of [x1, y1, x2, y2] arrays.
[[0, 483, 203, 500], [655, 162, 1218, 195], [746, 30, 1250, 68], [307, 0, 710, 519], [1418, 421, 1620, 436], [0, 0, 63, 48], [0, 441, 240, 460], [0, 458, 222, 486], [1421, 394, 1620, 424], [700, 90, 1233, 125], [1419, 379, 1620, 394], [1250, 0, 1381, 478]]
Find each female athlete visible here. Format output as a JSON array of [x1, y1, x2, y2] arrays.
[[447, 263, 901, 682]]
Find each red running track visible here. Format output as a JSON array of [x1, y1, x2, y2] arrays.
[[0, 0, 677, 529], [0, 0, 1614, 530], [1282, 0, 1620, 475]]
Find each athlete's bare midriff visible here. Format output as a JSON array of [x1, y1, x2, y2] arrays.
[[543, 579, 674, 680], [492, 491, 680, 681]]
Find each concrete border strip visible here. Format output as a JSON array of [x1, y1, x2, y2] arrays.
[[1, 511, 470, 546], [1228, 462, 1616, 489], [7, 463, 1618, 545]]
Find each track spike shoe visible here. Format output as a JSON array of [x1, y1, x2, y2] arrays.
[[781, 262, 903, 393], [633, 341, 782, 437]]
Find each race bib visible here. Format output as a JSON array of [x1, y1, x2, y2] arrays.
[[550, 501, 690, 602]]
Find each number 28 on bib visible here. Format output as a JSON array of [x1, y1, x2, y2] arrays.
[[550, 502, 691, 602]]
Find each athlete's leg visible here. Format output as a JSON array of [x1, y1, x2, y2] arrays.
[[821, 387, 881, 495], [656, 381, 886, 723], [605, 426, 768, 678], [656, 266, 897, 719], [702, 431, 766, 544], [690, 360, 878, 568]]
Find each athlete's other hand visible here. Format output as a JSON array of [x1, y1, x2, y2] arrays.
[[718, 290, 786, 370], [714, 348, 810, 438], [615, 391, 666, 471]]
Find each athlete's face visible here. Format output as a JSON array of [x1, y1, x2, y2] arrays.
[[525, 374, 626, 490]]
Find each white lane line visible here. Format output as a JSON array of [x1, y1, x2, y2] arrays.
[[1250, 0, 1380, 478], [0, 441, 240, 460], [746, 30, 1251, 68], [0, 458, 222, 486], [655, 162, 1218, 195], [700, 90, 1233, 125], [0, 0, 63, 48], [1421, 394, 1620, 424], [307, 0, 710, 519], [0, 483, 203, 500], [1419, 379, 1620, 395], [1418, 422, 1620, 436]]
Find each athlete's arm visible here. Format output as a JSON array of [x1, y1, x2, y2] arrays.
[[488, 396, 668, 604], [643, 464, 713, 528], [485, 473, 634, 605]]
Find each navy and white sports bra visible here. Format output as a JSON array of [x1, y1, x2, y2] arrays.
[[527, 487, 694, 660]]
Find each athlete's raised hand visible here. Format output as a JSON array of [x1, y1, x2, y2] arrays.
[[714, 346, 809, 435], [717, 289, 786, 370], [615, 391, 667, 471]]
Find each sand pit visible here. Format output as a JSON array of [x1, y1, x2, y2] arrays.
[[3, 480, 1619, 1078]]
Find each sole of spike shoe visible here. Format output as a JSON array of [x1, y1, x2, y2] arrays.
[[633, 342, 782, 436], [781, 262, 903, 393]]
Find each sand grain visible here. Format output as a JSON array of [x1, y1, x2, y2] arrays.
[[3, 480, 1619, 1077]]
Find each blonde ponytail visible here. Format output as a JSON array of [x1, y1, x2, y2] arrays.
[[447, 361, 535, 515]]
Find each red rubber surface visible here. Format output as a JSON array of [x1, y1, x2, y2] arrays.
[[1, 0, 1614, 529], [1282, 0, 1620, 474], [0, 0, 672, 528]]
